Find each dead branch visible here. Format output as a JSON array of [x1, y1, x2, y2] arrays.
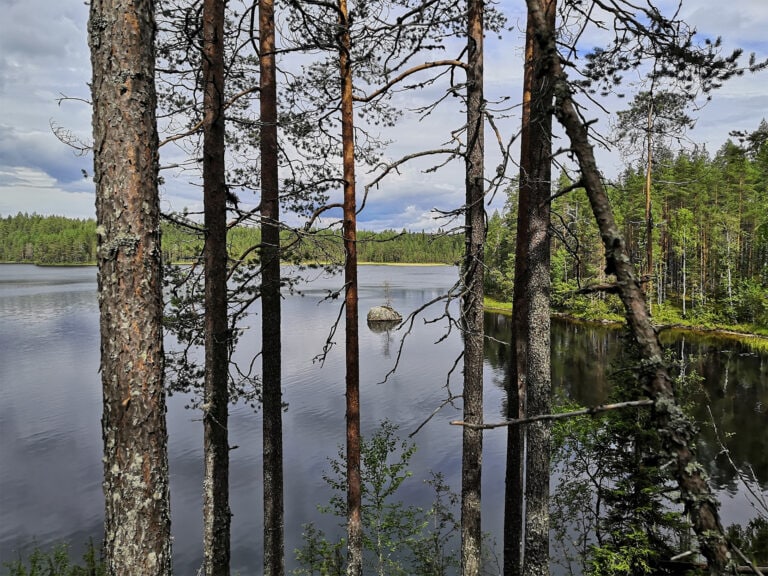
[[159, 86, 259, 148], [575, 282, 621, 295], [450, 399, 654, 430], [730, 545, 766, 576], [162, 211, 206, 233], [409, 391, 462, 438], [354, 60, 467, 103], [706, 406, 768, 518]]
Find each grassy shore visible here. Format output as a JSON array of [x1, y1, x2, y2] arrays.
[[484, 296, 768, 351]]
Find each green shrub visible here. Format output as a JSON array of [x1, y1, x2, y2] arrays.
[[3, 541, 103, 576]]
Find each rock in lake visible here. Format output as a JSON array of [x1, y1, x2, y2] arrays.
[[367, 305, 402, 322]]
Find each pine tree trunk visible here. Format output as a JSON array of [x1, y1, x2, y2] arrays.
[[505, 3, 555, 575], [521, 3, 554, 575], [338, 0, 362, 573], [260, 0, 285, 573], [202, 0, 231, 573], [461, 0, 485, 573], [89, 0, 173, 573], [645, 102, 654, 301]]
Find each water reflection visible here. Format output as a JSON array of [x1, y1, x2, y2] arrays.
[[1, 264, 765, 572], [485, 313, 768, 493]]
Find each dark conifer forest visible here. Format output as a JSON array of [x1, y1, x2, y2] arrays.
[[485, 122, 768, 330], [0, 212, 463, 265]]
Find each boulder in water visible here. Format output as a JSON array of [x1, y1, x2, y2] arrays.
[[367, 305, 402, 322]]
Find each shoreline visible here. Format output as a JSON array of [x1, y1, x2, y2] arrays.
[[485, 300, 768, 348]]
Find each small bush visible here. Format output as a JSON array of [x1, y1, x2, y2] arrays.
[[3, 541, 103, 576]]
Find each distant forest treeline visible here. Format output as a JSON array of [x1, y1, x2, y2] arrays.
[[486, 126, 768, 328], [0, 212, 463, 265]]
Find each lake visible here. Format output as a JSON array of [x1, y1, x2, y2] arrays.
[[0, 264, 765, 573]]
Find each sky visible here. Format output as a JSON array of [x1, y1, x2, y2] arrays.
[[0, 0, 767, 231]]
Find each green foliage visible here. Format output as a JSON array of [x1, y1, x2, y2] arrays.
[[3, 542, 104, 576], [726, 517, 768, 565], [587, 529, 655, 576], [0, 213, 462, 266], [550, 336, 693, 575], [731, 279, 768, 326], [294, 421, 462, 576], [485, 119, 768, 333], [291, 229, 462, 266], [0, 213, 97, 264]]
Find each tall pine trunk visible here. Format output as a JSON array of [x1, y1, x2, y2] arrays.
[[202, 0, 231, 574], [260, 0, 285, 573], [461, 0, 485, 573], [505, 3, 555, 574], [521, 2, 554, 574], [89, 0, 173, 573], [338, 0, 362, 572]]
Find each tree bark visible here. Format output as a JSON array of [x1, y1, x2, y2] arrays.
[[461, 0, 485, 574], [505, 4, 555, 575], [524, 0, 732, 571], [260, 0, 285, 574], [504, 22, 530, 572], [88, 0, 173, 573], [202, 0, 231, 574], [338, 0, 362, 573], [521, 3, 555, 575]]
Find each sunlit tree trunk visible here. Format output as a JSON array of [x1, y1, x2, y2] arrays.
[[260, 0, 285, 574], [461, 0, 485, 573], [88, 0, 173, 573], [338, 0, 362, 573], [201, 0, 231, 574]]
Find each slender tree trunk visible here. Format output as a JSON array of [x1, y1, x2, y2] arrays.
[[88, 0, 173, 573], [504, 16, 531, 573], [645, 102, 654, 307], [461, 0, 485, 574], [338, 0, 362, 573], [682, 232, 687, 318], [202, 1, 231, 574], [260, 0, 285, 573], [505, 3, 555, 575], [525, 0, 733, 570]]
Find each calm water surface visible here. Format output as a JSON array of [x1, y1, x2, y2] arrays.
[[0, 264, 765, 573]]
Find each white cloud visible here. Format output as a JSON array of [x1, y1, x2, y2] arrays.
[[0, 166, 94, 218], [0, 0, 766, 228]]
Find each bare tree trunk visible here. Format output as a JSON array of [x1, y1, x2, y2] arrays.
[[461, 0, 485, 573], [525, 0, 732, 570], [338, 0, 362, 573], [88, 0, 172, 573], [260, 0, 285, 574], [202, 0, 231, 574]]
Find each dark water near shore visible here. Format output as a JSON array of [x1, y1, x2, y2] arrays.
[[1, 264, 765, 573]]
